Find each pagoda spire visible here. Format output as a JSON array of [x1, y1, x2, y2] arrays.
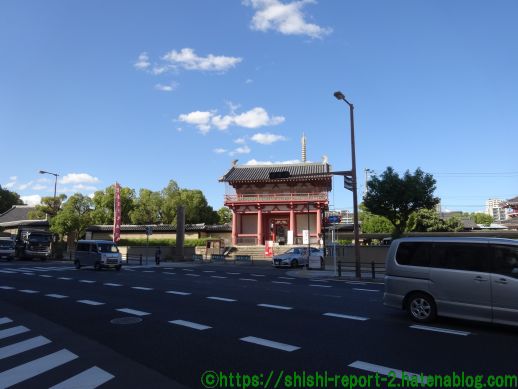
[[301, 132, 307, 163]]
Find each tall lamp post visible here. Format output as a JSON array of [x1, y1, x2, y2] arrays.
[[38, 170, 59, 199], [333, 91, 361, 279]]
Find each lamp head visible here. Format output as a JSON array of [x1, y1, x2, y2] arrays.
[[39, 170, 46, 174], [334, 91, 345, 100]]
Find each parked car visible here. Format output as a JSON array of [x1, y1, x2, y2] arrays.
[[272, 246, 324, 268], [0, 237, 15, 261], [384, 237, 518, 327], [74, 240, 122, 271]]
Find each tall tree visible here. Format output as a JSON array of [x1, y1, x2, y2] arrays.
[[407, 209, 463, 232], [130, 189, 163, 224], [90, 185, 135, 225], [363, 167, 439, 236], [217, 207, 232, 224], [28, 194, 67, 219], [470, 212, 493, 226], [0, 186, 24, 214], [359, 204, 392, 233], [50, 193, 93, 246]]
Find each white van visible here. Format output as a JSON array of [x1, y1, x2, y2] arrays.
[[384, 237, 518, 326], [74, 240, 122, 271], [0, 237, 15, 261]]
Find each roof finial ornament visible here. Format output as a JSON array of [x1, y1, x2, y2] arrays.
[[231, 159, 238, 167], [301, 132, 307, 163]]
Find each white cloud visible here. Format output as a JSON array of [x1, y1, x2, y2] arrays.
[[154, 82, 178, 92], [60, 173, 100, 185], [244, 0, 331, 39], [213, 148, 228, 154], [245, 159, 301, 165], [245, 79, 254, 84], [73, 184, 98, 191], [162, 48, 242, 72], [31, 184, 48, 191], [234, 137, 246, 144], [21, 195, 42, 206], [229, 145, 251, 156], [18, 181, 34, 190], [178, 106, 285, 134], [251, 132, 287, 144], [9, 176, 17, 181], [134, 52, 151, 70]]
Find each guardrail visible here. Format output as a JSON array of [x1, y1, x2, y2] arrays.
[[336, 260, 385, 280]]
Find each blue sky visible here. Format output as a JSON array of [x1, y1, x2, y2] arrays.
[[1, 0, 517, 214]]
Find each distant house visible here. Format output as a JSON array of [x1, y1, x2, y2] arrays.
[[0, 205, 48, 235]]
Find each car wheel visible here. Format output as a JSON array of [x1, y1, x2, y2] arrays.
[[291, 259, 299, 268], [75, 260, 81, 269], [407, 292, 436, 323]]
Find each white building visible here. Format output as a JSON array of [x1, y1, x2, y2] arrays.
[[485, 199, 508, 222]]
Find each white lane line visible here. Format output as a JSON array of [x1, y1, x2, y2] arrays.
[[19, 289, 39, 294], [206, 296, 237, 302], [58, 277, 72, 280], [45, 294, 68, 299], [250, 274, 265, 277], [163, 272, 176, 275], [131, 287, 153, 291], [409, 325, 470, 336], [239, 278, 257, 282], [79, 280, 96, 283], [0, 270, 15, 274], [309, 279, 328, 283], [226, 272, 240, 275], [0, 349, 78, 388], [240, 336, 300, 352], [39, 275, 53, 278], [169, 320, 211, 330], [23, 273, 35, 276], [166, 291, 191, 296], [278, 276, 295, 280], [77, 300, 105, 306], [123, 268, 135, 271], [258, 304, 293, 310], [0, 317, 13, 325], [210, 275, 227, 279], [353, 288, 380, 292], [116, 308, 150, 316], [0, 326, 30, 340], [0, 286, 15, 290], [348, 361, 426, 384], [185, 274, 200, 277], [203, 270, 216, 273], [182, 269, 195, 272], [104, 283, 123, 287], [0, 336, 51, 360], [49, 366, 114, 389], [142, 271, 155, 273], [309, 284, 332, 288], [323, 313, 369, 321], [272, 281, 292, 285]]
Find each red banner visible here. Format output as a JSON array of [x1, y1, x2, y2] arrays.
[[113, 182, 121, 242]]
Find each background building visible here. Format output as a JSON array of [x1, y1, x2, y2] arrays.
[[485, 198, 508, 222]]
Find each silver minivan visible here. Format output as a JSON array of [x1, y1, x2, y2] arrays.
[[74, 240, 122, 271], [384, 237, 518, 326]]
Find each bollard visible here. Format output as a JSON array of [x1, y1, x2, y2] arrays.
[[139, 254, 142, 266], [371, 261, 375, 279], [337, 261, 342, 278]]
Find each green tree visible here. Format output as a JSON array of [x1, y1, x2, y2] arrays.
[[28, 194, 67, 219], [407, 209, 463, 232], [0, 186, 24, 214], [130, 189, 163, 224], [217, 207, 232, 224], [90, 185, 135, 225], [470, 212, 493, 226], [363, 167, 439, 237], [50, 193, 93, 245], [359, 204, 392, 233]]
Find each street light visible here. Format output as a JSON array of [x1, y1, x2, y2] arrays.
[[334, 91, 361, 279], [38, 170, 59, 199]]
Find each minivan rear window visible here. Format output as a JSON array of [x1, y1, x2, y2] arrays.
[[395, 242, 431, 267]]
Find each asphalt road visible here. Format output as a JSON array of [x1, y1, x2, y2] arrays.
[[0, 260, 517, 389]]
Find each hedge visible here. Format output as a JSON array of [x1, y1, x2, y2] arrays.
[[117, 238, 210, 247]]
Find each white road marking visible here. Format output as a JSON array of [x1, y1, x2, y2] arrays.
[[39, 275, 53, 278], [79, 280, 96, 283], [45, 294, 68, 299], [309, 284, 332, 288], [116, 308, 150, 316], [0, 349, 78, 388], [0, 326, 29, 340], [207, 296, 236, 302], [323, 313, 369, 321], [203, 270, 216, 273], [132, 287, 153, 291], [57, 277, 72, 280], [0, 317, 13, 325], [163, 272, 176, 275], [240, 336, 300, 352], [0, 270, 15, 274], [353, 288, 380, 292], [166, 291, 191, 296], [49, 366, 114, 389], [182, 268, 195, 272], [185, 274, 200, 277], [239, 278, 257, 282], [278, 276, 295, 280], [226, 272, 240, 275], [250, 274, 265, 277], [0, 336, 51, 360], [77, 300, 105, 306], [169, 320, 211, 330], [258, 304, 293, 310], [19, 289, 39, 294], [104, 283, 123, 287], [23, 273, 35, 276], [210, 275, 227, 279], [0, 286, 15, 290], [409, 325, 470, 336], [272, 281, 292, 285], [142, 271, 155, 273], [348, 361, 426, 383]]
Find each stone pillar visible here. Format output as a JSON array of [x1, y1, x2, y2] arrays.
[[257, 207, 263, 246]]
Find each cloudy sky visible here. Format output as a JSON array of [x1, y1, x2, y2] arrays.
[[1, 0, 517, 212]]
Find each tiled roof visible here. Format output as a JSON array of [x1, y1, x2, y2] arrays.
[[219, 162, 332, 183], [0, 219, 49, 228], [0, 205, 40, 224], [86, 224, 231, 232]]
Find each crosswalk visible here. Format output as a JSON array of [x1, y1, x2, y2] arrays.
[[0, 266, 76, 274], [0, 316, 114, 388]]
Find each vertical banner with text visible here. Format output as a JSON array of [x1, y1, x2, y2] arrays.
[[113, 182, 121, 242]]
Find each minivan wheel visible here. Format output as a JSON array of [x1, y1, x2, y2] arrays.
[[407, 293, 436, 323], [291, 259, 299, 268], [74, 260, 81, 269]]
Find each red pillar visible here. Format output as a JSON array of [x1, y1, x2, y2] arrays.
[[232, 210, 238, 245], [257, 207, 263, 245], [316, 206, 322, 237], [289, 205, 295, 244]]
